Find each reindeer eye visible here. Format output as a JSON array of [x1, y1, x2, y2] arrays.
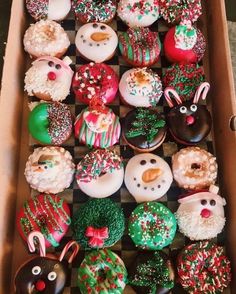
[[48, 271, 57, 281], [190, 104, 198, 112], [180, 106, 187, 113], [32, 266, 41, 275]]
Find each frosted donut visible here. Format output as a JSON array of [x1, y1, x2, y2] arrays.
[[25, 146, 75, 194], [23, 20, 70, 58], [76, 149, 124, 198], [119, 67, 162, 107], [117, 0, 159, 28], [24, 56, 73, 102], [75, 23, 118, 63], [124, 153, 173, 203], [172, 147, 218, 190], [26, 0, 71, 21]]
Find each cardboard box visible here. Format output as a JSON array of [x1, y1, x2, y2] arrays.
[[0, 0, 235, 292]]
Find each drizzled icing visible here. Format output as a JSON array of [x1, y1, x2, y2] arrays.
[[174, 23, 197, 50]]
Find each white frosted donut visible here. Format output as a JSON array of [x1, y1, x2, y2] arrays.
[[117, 0, 159, 27], [25, 147, 75, 194], [23, 20, 70, 58], [119, 68, 163, 107], [75, 23, 118, 63], [124, 153, 173, 202], [172, 147, 218, 190], [76, 149, 124, 198]]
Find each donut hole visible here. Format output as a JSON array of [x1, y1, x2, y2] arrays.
[[97, 268, 107, 282], [191, 163, 201, 170]]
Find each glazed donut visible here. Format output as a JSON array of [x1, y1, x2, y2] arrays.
[[128, 202, 177, 250], [177, 241, 231, 293], [23, 20, 70, 58], [75, 23, 118, 63], [25, 56, 73, 102], [119, 67, 163, 107], [76, 149, 124, 198], [172, 147, 218, 190], [72, 198, 125, 249], [119, 27, 161, 67], [28, 102, 73, 145], [17, 193, 71, 248], [72, 63, 118, 104], [25, 146, 75, 194], [26, 0, 71, 21], [117, 0, 159, 28], [72, 0, 116, 23], [78, 249, 127, 294], [124, 153, 173, 202]]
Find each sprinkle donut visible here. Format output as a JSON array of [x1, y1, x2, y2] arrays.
[[78, 249, 127, 294], [72, 0, 117, 23], [17, 193, 71, 248], [72, 63, 118, 104], [119, 27, 161, 67], [28, 102, 73, 145], [172, 147, 218, 190], [76, 149, 124, 198], [177, 241, 231, 293], [75, 23, 118, 63]]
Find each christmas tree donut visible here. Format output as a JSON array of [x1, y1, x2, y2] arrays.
[[72, 198, 125, 249], [78, 249, 127, 294]]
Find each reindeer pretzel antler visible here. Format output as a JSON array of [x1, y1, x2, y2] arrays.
[[27, 231, 46, 257], [193, 82, 210, 104], [59, 241, 79, 264], [164, 87, 182, 107]]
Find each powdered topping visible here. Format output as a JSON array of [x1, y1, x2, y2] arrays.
[[76, 149, 123, 183], [174, 22, 197, 50], [26, 0, 48, 20]]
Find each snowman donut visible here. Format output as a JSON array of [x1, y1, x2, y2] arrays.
[[75, 23, 118, 63], [124, 153, 173, 202]]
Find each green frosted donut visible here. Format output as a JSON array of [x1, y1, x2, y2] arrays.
[[28, 102, 72, 145], [78, 249, 127, 294], [128, 202, 177, 250]]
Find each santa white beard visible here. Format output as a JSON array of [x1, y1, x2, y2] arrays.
[[175, 211, 226, 240]]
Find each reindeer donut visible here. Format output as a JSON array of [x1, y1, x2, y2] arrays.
[[164, 82, 212, 145]]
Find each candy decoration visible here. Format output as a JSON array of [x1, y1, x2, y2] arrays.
[[85, 226, 109, 248]]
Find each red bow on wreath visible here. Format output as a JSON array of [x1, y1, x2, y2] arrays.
[[85, 226, 109, 248]]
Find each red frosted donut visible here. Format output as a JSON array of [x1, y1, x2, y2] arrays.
[[72, 63, 118, 104], [17, 194, 71, 248]]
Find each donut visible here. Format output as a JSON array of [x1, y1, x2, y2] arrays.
[[128, 202, 177, 250], [25, 56, 74, 102], [119, 27, 161, 67], [25, 146, 75, 194], [26, 0, 71, 21], [163, 63, 205, 101], [72, 198, 125, 249], [28, 102, 73, 145], [172, 147, 218, 190], [176, 186, 226, 240], [164, 22, 206, 64], [159, 0, 202, 24], [75, 23, 118, 63], [177, 241, 231, 293], [23, 20, 70, 58], [124, 153, 173, 203], [119, 67, 163, 107], [122, 108, 166, 152], [76, 149, 124, 198], [74, 103, 121, 149], [72, 0, 116, 23], [17, 193, 71, 248], [128, 251, 175, 294], [72, 63, 118, 104], [78, 249, 127, 294], [117, 0, 159, 28]]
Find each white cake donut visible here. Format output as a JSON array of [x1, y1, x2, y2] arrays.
[[117, 0, 159, 28], [124, 153, 173, 202], [25, 146, 75, 194], [119, 68, 163, 107], [76, 149, 124, 198], [75, 23, 118, 63]]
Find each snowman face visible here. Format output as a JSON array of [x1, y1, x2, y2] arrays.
[[124, 153, 173, 202], [32, 153, 61, 178]]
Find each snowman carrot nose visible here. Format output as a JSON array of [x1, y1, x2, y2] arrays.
[[142, 168, 162, 183], [201, 208, 211, 218]]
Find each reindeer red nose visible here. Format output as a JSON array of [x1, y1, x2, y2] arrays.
[[47, 71, 56, 81], [186, 115, 195, 125], [35, 280, 46, 291], [201, 208, 211, 218]]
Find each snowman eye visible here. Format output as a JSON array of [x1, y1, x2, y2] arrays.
[[210, 199, 216, 206], [55, 64, 61, 70], [48, 61, 54, 67], [190, 104, 198, 112], [100, 25, 106, 30], [179, 106, 187, 113], [44, 166, 48, 169], [48, 271, 57, 281], [92, 23, 98, 28], [32, 266, 41, 275], [150, 159, 156, 164], [201, 199, 207, 205], [140, 160, 146, 165]]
